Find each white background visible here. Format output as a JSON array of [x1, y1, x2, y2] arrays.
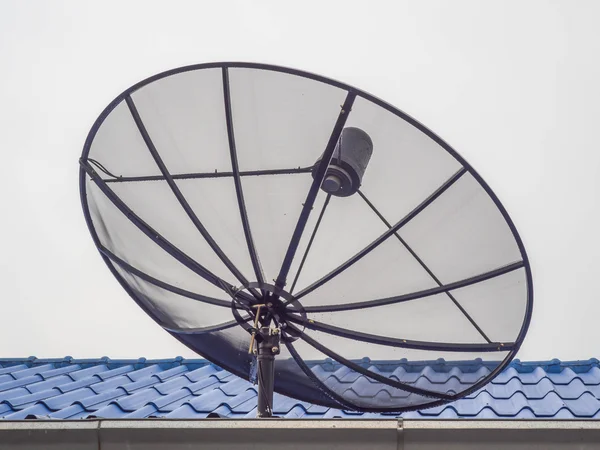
[[0, 0, 598, 361]]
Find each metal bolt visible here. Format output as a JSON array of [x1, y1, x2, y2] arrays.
[[267, 302, 273, 308]]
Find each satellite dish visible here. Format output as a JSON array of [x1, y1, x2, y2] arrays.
[[79, 62, 533, 416]]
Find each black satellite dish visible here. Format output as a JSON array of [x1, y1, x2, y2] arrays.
[[79, 62, 533, 416]]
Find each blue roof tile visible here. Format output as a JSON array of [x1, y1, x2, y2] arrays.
[[185, 388, 235, 411], [563, 392, 600, 417], [115, 388, 163, 411], [122, 404, 157, 419], [272, 393, 311, 413], [0, 365, 28, 376], [26, 375, 75, 393], [184, 365, 218, 382], [9, 364, 55, 379], [36, 364, 82, 379], [95, 365, 135, 381], [218, 377, 253, 396], [164, 403, 201, 419], [211, 371, 235, 382], [577, 367, 600, 384], [0, 388, 30, 402], [90, 403, 127, 419], [3, 388, 61, 408], [41, 388, 96, 410], [74, 387, 126, 409], [49, 403, 86, 419], [153, 391, 195, 412], [153, 375, 193, 395], [152, 365, 189, 381], [125, 364, 162, 381], [0, 404, 15, 416], [0, 357, 599, 419], [88, 375, 131, 394], [185, 376, 223, 395], [283, 405, 307, 418], [159, 395, 195, 414], [211, 405, 235, 417], [305, 403, 329, 414], [552, 379, 587, 399], [55, 375, 104, 393], [223, 389, 258, 411], [4, 403, 53, 420], [119, 376, 162, 394], [68, 365, 108, 380], [0, 375, 43, 392]]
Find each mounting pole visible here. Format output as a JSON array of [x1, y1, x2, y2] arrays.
[[256, 327, 280, 418]]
